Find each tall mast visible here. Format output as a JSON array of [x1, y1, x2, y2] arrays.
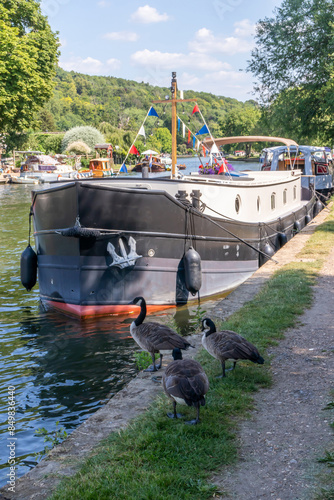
[[171, 72, 177, 179], [152, 72, 197, 179]]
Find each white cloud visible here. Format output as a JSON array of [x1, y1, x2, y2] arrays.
[[130, 5, 170, 24], [198, 70, 254, 100], [106, 58, 121, 69], [131, 49, 231, 72], [189, 27, 253, 55], [98, 1, 111, 7], [104, 31, 139, 42], [178, 72, 201, 88], [60, 56, 121, 74], [233, 19, 256, 37]]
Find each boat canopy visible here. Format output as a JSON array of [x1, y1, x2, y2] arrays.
[[203, 136, 299, 148], [141, 149, 159, 155]]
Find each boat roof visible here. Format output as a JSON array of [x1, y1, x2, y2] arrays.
[[262, 145, 325, 154], [203, 136, 299, 148], [90, 157, 110, 161]]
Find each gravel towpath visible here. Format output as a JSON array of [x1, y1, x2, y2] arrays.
[[212, 248, 334, 500]]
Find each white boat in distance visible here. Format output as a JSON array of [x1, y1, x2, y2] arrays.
[[16, 153, 76, 183]]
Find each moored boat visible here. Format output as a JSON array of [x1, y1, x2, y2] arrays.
[[11, 175, 41, 185], [260, 145, 333, 199], [79, 157, 114, 178], [132, 155, 166, 173], [21, 74, 319, 318], [0, 173, 11, 184], [17, 153, 77, 183]]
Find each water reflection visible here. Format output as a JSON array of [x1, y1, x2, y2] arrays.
[[0, 301, 139, 485], [0, 183, 201, 487]]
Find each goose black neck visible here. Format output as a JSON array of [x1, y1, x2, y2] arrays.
[[134, 298, 147, 326], [172, 348, 183, 360], [204, 319, 216, 336]]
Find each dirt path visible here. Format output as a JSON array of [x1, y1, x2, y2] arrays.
[[212, 249, 334, 500]]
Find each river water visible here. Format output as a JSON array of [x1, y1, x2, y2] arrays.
[[0, 157, 260, 486]]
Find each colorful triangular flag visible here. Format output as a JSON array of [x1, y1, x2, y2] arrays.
[[202, 145, 206, 157], [192, 104, 200, 114], [187, 130, 191, 144], [195, 124, 209, 136], [178, 118, 180, 132], [119, 163, 128, 173], [218, 160, 228, 174], [193, 136, 196, 149], [182, 122, 185, 138], [210, 143, 219, 154], [148, 106, 159, 117], [129, 145, 140, 155], [138, 125, 146, 138]]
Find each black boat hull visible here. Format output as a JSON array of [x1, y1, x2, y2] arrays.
[[31, 180, 315, 317]]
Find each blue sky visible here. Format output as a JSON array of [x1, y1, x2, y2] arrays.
[[40, 0, 281, 102]]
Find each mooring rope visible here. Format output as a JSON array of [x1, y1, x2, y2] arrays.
[[188, 205, 279, 264]]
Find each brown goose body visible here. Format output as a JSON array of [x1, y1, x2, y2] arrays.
[[202, 318, 264, 377], [130, 297, 193, 371], [163, 348, 209, 424]]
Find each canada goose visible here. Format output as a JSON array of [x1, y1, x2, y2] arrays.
[[162, 348, 209, 424], [130, 297, 193, 372], [201, 318, 264, 377]]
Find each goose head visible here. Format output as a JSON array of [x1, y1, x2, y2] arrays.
[[201, 318, 216, 337], [132, 296, 145, 307]]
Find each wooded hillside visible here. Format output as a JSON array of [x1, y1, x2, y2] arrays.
[[40, 67, 259, 135]]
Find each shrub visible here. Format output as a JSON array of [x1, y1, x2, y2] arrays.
[[80, 157, 90, 168], [34, 133, 64, 154], [16, 133, 64, 155], [67, 141, 91, 155], [62, 126, 105, 152]]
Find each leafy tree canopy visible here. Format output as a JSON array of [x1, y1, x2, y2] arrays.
[[248, 0, 334, 142], [62, 126, 105, 152], [0, 0, 59, 132], [249, 0, 334, 96]]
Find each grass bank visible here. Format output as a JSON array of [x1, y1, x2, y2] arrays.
[[49, 202, 334, 500]]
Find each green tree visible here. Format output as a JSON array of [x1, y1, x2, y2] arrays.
[[61, 126, 105, 152], [38, 108, 57, 132], [219, 107, 261, 137], [248, 0, 334, 142], [154, 127, 172, 153], [0, 0, 59, 132]]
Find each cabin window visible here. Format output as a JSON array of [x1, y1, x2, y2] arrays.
[[235, 195, 241, 214], [283, 189, 287, 204], [293, 185, 297, 200], [271, 193, 276, 210], [257, 196, 260, 212]]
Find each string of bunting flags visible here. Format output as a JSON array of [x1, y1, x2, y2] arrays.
[[118, 102, 226, 175], [118, 105, 160, 174]]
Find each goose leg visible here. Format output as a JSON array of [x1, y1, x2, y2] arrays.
[[216, 360, 226, 378], [186, 405, 200, 425], [167, 401, 184, 419], [155, 353, 163, 370], [144, 353, 158, 372], [226, 361, 237, 372]]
